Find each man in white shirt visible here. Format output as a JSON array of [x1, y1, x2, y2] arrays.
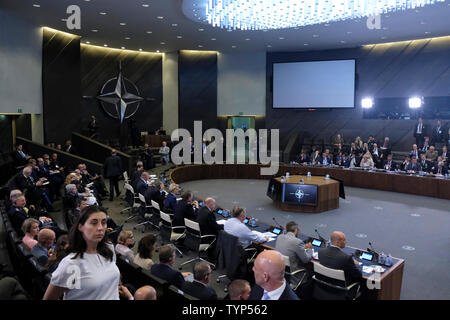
[[224, 206, 268, 248]]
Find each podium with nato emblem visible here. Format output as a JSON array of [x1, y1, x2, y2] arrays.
[[267, 175, 339, 213]]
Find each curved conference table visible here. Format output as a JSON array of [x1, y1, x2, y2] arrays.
[[170, 163, 450, 200], [169, 163, 409, 300]]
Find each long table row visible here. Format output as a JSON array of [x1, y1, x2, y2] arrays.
[[170, 163, 450, 200]]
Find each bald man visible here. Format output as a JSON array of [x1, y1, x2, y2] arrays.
[[31, 229, 56, 266], [249, 250, 299, 300], [196, 197, 223, 236], [318, 231, 362, 284], [134, 285, 157, 300]]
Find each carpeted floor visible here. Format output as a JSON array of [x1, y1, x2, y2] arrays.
[[177, 178, 450, 300]]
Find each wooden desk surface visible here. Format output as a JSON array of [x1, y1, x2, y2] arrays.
[[274, 175, 339, 186]]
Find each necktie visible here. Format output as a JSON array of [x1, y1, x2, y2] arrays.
[[262, 292, 271, 300], [19, 150, 26, 158]]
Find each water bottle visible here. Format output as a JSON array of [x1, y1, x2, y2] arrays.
[[385, 254, 392, 267], [378, 252, 386, 265]]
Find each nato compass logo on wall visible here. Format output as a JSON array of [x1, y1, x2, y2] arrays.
[[96, 62, 152, 123]]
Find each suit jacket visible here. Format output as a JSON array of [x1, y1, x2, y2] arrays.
[[181, 281, 217, 300], [197, 206, 223, 236], [12, 174, 36, 193], [65, 145, 77, 155], [173, 199, 198, 227], [413, 123, 426, 137], [163, 192, 177, 212], [432, 126, 444, 143], [248, 283, 299, 300], [419, 159, 432, 172], [438, 151, 449, 162], [318, 246, 362, 284], [8, 206, 39, 235], [311, 153, 321, 164], [275, 232, 312, 271], [144, 186, 165, 209], [432, 165, 448, 175], [12, 150, 28, 166], [135, 178, 149, 196], [296, 155, 310, 164], [103, 155, 122, 178], [150, 263, 185, 289], [383, 160, 398, 171], [405, 162, 421, 172], [409, 149, 420, 159]]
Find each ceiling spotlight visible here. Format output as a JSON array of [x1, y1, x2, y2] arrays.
[[198, 28, 204, 31], [121, 47, 125, 49], [125, 37, 131, 40], [361, 98, 373, 109], [232, 45, 237, 48], [177, 36, 183, 39], [312, 34, 319, 38], [142, 4, 149, 7], [279, 37, 285, 40], [103, 44, 108, 47], [172, 24, 178, 27], [33, 4, 40, 8], [160, 42, 165, 45], [139, 48, 143, 51], [157, 16, 164, 19], [245, 38, 251, 41], [266, 44, 272, 48], [211, 38, 216, 41], [198, 45, 203, 48], [85, 41, 91, 44], [146, 31, 153, 34], [91, 29, 98, 32], [99, 12, 107, 15], [120, 23, 127, 26], [156, 50, 160, 53], [304, 43, 309, 46], [409, 97, 422, 109]]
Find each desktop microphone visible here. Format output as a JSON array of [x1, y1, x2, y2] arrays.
[[272, 217, 283, 229], [315, 229, 326, 243], [367, 242, 380, 260]]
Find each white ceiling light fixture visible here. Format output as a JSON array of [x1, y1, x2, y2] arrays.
[[203, 0, 445, 30], [361, 98, 374, 109], [409, 97, 423, 109]]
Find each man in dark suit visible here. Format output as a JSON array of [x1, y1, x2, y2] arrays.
[[431, 120, 445, 149], [295, 152, 310, 164], [419, 153, 432, 173], [173, 191, 199, 227], [410, 144, 420, 159], [421, 136, 430, 153], [439, 145, 449, 163], [181, 262, 217, 300], [413, 117, 426, 148], [249, 250, 299, 300], [88, 115, 98, 139], [310, 150, 321, 164], [141, 144, 155, 170], [103, 149, 122, 201], [150, 244, 192, 289], [432, 160, 448, 176], [64, 140, 77, 155], [144, 179, 166, 210], [405, 156, 421, 173], [318, 231, 362, 284], [320, 153, 332, 166], [12, 144, 31, 167], [135, 171, 150, 196], [196, 197, 223, 236], [383, 154, 397, 171]]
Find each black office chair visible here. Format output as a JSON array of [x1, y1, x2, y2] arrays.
[[215, 230, 257, 292], [163, 285, 199, 301], [282, 254, 308, 292], [178, 218, 216, 270], [312, 261, 361, 300], [27, 256, 50, 300]]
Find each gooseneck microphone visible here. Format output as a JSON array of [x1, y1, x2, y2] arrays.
[[367, 242, 380, 261], [315, 229, 326, 242], [272, 217, 283, 229]]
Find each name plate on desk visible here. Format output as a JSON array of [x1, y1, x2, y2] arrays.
[[282, 183, 318, 206]]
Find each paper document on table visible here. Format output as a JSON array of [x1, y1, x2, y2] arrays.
[[216, 219, 227, 225], [251, 230, 276, 242], [363, 266, 374, 274]]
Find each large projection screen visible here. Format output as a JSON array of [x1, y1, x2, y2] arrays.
[[272, 60, 355, 109]]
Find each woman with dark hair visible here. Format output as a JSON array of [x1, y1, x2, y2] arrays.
[[43, 205, 120, 300], [45, 235, 69, 273], [133, 234, 156, 271]]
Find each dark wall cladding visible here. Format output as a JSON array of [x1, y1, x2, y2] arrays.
[[266, 37, 450, 151], [178, 51, 218, 136]]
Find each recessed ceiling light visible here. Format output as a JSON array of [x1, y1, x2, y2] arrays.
[[146, 31, 152, 34], [312, 34, 319, 38], [125, 37, 131, 40], [245, 38, 251, 41], [266, 45, 272, 48], [304, 43, 309, 46], [198, 45, 203, 48], [99, 12, 107, 15], [279, 37, 285, 40], [198, 28, 204, 31], [103, 44, 108, 47], [232, 45, 237, 48], [177, 36, 183, 39], [156, 50, 160, 53], [84, 0, 91, 2], [172, 24, 178, 27], [139, 48, 143, 51], [142, 4, 149, 7], [425, 31, 430, 34], [420, 21, 426, 25], [211, 38, 216, 41], [85, 41, 90, 44], [340, 40, 346, 43], [33, 4, 40, 8], [160, 42, 165, 45], [91, 29, 98, 32], [121, 47, 125, 49], [346, 31, 352, 34], [157, 16, 164, 19], [120, 23, 127, 26]]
